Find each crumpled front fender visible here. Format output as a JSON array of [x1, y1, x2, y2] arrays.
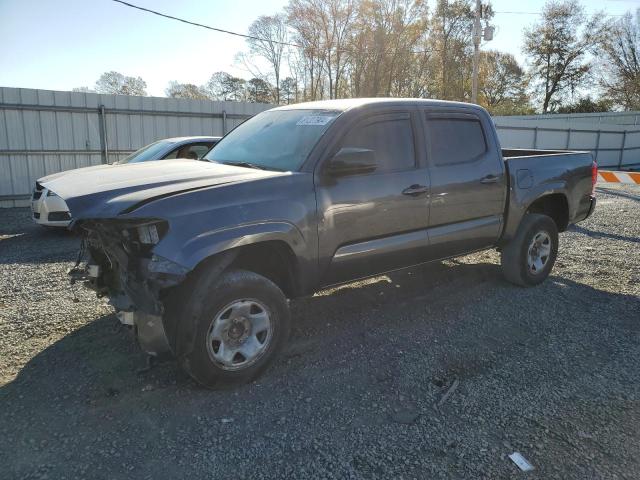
[[153, 220, 307, 271]]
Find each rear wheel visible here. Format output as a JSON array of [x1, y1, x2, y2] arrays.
[[174, 269, 290, 388], [501, 213, 558, 287]]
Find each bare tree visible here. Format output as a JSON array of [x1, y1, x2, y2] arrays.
[[287, 0, 356, 99], [95, 71, 147, 96], [247, 14, 289, 103], [195, 0, 599, 113], [286, 20, 325, 100], [595, 10, 640, 110], [429, 0, 476, 100], [522, 0, 601, 113], [165, 81, 210, 99], [347, 0, 429, 98]]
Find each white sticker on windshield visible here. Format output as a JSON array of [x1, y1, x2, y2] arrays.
[[296, 115, 335, 126]]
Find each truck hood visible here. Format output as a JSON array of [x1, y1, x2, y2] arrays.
[[39, 159, 286, 219]]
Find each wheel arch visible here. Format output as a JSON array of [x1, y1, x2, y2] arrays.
[[224, 240, 301, 298], [525, 193, 570, 232], [186, 238, 303, 299], [161, 239, 300, 360]]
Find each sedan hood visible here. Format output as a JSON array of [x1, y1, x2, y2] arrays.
[[39, 160, 286, 219]]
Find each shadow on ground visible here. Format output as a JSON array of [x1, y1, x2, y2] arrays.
[[570, 224, 640, 244], [0, 208, 78, 265], [2, 257, 639, 479], [595, 186, 640, 202]]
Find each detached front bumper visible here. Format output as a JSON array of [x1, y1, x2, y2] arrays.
[[117, 310, 171, 356], [70, 234, 187, 357], [70, 261, 173, 357]]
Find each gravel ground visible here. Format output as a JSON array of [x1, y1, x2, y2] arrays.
[[1, 185, 639, 480]]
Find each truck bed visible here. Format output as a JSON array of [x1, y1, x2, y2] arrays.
[[502, 148, 589, 159], [499, 147, 595, 242]]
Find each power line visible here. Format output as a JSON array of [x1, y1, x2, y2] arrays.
[[111, 0, 626, 58], [111, 0, 434, 56], [111, 0, 303, 48], [494, 10, 625, 17]]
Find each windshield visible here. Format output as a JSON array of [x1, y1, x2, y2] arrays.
[[204, 109, 340, 171], [118, 140, 174, 164]]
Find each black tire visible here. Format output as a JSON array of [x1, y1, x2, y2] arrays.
[[501, 213, 558, 287], [173, 268, 290, 388]]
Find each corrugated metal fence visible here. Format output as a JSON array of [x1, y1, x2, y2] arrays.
[[0, 87, 272, 207], [502, 110, 640, 126], [1, 87, 638, 208], [493, 116, 640, 171]]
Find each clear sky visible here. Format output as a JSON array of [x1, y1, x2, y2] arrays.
[[1, 0, 638, 97]]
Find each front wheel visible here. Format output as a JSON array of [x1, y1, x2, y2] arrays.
[[501, 213, 559, 287], [174, 269, 290, 388]]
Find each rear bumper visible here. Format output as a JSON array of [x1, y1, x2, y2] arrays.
[[585, 196, 596, 220], [573, 195, 597, 224]]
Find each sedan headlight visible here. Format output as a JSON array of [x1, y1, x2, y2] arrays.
[[47, 189, 58, 197]]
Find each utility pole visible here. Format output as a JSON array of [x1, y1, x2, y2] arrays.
[[471, 0, 482, 104]]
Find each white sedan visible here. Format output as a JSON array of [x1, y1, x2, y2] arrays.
[[31, 136, 220, 227]]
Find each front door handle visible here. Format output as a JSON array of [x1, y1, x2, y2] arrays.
[[480, 175, 499, 184], [402, 184, 429, 196]]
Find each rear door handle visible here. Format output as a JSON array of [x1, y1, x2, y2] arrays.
[[402, 184, 429, 196], [480, 175, 499, 184]]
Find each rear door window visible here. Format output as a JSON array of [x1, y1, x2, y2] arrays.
[[426, 117, 487, 166]]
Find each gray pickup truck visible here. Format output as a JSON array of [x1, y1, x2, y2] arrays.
[[45, 98, 597, 387]]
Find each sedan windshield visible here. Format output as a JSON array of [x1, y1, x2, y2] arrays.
[[204, 109, 340, 171], [118, 140, 174, 164]]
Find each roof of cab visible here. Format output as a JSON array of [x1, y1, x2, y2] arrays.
[[270, 97, 484, 113], [163, 136, 222, 143]]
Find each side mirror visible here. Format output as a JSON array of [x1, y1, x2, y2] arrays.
[[326, 148, 377, 177]]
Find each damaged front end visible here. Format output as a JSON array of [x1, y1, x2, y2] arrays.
[[69, 218, 188, 356]]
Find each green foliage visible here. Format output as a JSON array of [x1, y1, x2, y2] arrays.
[[246, 78, 273, 103], [280, 77, 298, 104], [479, 51, 532, 115], [557, 97, 614, 113], [522, 0, 602, 113]]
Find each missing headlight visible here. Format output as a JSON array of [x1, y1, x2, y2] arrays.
[[137, 224, 160, 244], [148, 254, 189, 275]]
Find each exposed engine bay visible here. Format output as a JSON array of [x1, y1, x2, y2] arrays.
[[69, 219, 189, 356]]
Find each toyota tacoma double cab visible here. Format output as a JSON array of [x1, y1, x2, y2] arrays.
[[43, 98, 597, 387]]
